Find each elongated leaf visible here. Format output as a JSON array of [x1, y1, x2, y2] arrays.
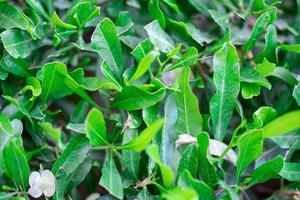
[[2, 141, 30, 190], [118, 119, 164, 152], [197, 132, 218, 187], [175, 67, 202, 136], [91, 18, 123, 78], [177, 144, 198, 178], [122, 129, 140, 180], [161, 94, 178, 167], [128, 50, 159, 83], [246, 156, 283, 187], [165, 47, 198, 72], [148, 0, 166, 29], [100, 152, 123, 199], [112, 84, 166, 111], [146, 144, 174, 187], [85, 108, 109, 146], [51, 135, 90, 200], [236, 130, 263, 181], [262, 110, 300, 138], [178, 170, 215, 200], [145, 20, 175, 53], [210, 42, 240, 140]]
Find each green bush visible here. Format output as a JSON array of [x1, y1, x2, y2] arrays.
[[1, 0, 300, 199]]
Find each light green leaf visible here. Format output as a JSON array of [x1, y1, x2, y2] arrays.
[[210, 42, 240, 140], [146, 144, 174, 187], [118, 119, 164, 152], [165, 47, 198, 72], [148, 0, 166, 29], [131, 38, 153, 62], [175, 67, 202, 136], [255, 58, 276, 77], [160, 186, 198, 200], [99, 152, 124, 199], [236, 130, 263, 181], [38, 122, 61, 144], [85, 108, 109, 146], [177, 170, 215, 200], [128, 50, 159, 83]]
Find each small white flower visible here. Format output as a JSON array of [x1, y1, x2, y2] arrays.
[[28, 170, 55, 198]]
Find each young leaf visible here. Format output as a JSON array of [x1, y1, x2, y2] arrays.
[[210, 42, 240, 140], [236, 130, 263, 182], [165, 47, 198, 72], [85, 108, 109, 146], [197, 132, 218, 187], [177, 170, 215, 200], [2, 141, 30, 190], [99, 152, 124, 199], [175, 67, 203, 136], [146, 144, 174, 187], [128, 50, 159, 83], [118, 119, 164, 152], [160, 186, 198, 200]]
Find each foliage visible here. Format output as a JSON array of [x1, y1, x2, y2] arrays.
[[1, 0, 300, 199]]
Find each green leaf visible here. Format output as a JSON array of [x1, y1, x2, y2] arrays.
[[41, 61, 69, 102], [165, 47, 198, 72], [112, 83, 166, 111], [236, 130, 263, 182], [293, 81, 300, 106], [67, 1, 100, 28], [118, 119, 164, 152], [148, 0, 166, 29], [208, 9, 229, 31], [270, 67, 298, 86], [38, 121, 61, 144], [146, 144, 174, 187], [144, 20, 175, 53], [116, 11, 134, 35], [52, 134, 90, 200], [177, 170, 215, 200], [161, 94, 178, 167], [0, 52, 32, 78], [2, 141, 30, 190], [279, 162, 300, 182], [91, 18, 124, 79], [177, 144, 198, 178], [25, 0, 51, 20], [197, 132, 218, 187], [241, 67, 271, 89], [128, 50, 159, 83], [175, 68, 202, 136], [246, 156, 283, 188], [85, 108, 109, 146], [22, 77, 41, 98], [262, 110, 300, 138], [160, 186, 198, 200], [271, 129, 300, 150], [0, 2, 33, 32], [246, 106, 277, 129], [1, 29, 38, 59], [243, 8, 275, 55], [122, 129, 140, 180], [99, 152, 124, 199], [255, 58, 276, 77], [51, 12, 77, 29], [210, 42, 240, 140], [131, 38, 153, 62]]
